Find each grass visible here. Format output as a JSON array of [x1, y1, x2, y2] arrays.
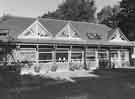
[[1, 68, 135, 99]]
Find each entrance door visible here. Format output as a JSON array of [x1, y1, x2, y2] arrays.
[[86, 49, 98, 70], [98, 50, 109, 69], [110, 50, 121, 68]]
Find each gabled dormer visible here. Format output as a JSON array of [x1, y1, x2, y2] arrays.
[[55, 22, 81, 40], [109, 28, 129, 42], [18, 20, 52, 39]]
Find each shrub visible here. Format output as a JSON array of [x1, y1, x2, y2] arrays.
[[51, 64, 58, 72], [69, 63, 81, 71]]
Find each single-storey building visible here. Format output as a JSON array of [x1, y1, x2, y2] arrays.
[[0, 16, 133, 72]]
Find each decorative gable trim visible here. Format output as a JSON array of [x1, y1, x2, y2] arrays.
[[109, 28, 129, 42], [55, 22, 81, 40], [18, 20, 52, 39]]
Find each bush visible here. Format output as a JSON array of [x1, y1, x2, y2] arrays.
[[69, 63, 82, 71], [51, 64, 58, 72], [34, 66, 40, 73]]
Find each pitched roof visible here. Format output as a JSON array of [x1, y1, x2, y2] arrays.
[[108, 28, 129, 41], [0, 16, 131, 46], [0, 16, 35, 40]]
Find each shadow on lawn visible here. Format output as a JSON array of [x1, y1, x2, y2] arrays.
[[1, 68, 135, 99]]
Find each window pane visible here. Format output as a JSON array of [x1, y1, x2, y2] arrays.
[[71, 53, 82, 59], [20, 45, 36, 48], [19, 51, 36, 62], [39, 53, 52, 60], [98, 52, 108, 59], [39, 48, 52, 52], [39, 45, 53, 48], [56, 53, 68, 62], [39, 61, 52, 63], [111, 51, 118, 58]]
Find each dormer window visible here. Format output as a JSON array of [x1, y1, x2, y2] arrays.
[[56, 23, 81, 40], [0, 33, 7, 36], [87, 33, 101, 40], [109, 28, 128, 42], [0, 29, 8, 36], [18, 20, 52, 39]]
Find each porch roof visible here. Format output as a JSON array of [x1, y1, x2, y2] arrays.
[[16, 39, 133, 46]]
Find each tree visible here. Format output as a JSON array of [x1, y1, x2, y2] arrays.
[[97, 5, 120, 28], [42, 0, 97, 22], [98, 0, 135, 40], [117, 0, 135, 40]]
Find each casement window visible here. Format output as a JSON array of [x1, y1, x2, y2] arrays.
[[71, 52, 82, 61], [71, 48, 83, 62], [19, 45, 36, 62], [111, 51, 118, 58], [56, 47, 69, 62], [19, 51, 36, 62], [56, 52, 68, 62], [120, 50, 129, 60], [86, 49, 96, 61], [98, 49, 108, 60], [38, 48, 53, 63], [20, 45, 36, 49]]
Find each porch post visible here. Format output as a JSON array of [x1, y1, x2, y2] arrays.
[[82, 49, 84, 65], [16, 44, 20, 62], [108, 47, 111, 69], [53, 44, 56, 65], [36, 44, 39, 67], [68, 46, 72, 63], [118, 50, 121, 68], [96, 46, 99, 69], [84, 45, 87, 70], [129, 47, 132, 66], [68, 45, 72, 70]]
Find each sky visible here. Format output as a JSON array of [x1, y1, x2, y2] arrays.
[[0, 0, 121, 18]]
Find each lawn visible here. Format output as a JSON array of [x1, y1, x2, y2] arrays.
[[1, 67, 135, 99]]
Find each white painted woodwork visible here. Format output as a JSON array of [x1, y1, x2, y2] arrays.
[[55, 23, 81, 40], [110, 29, 128, 42], [18, 20, 52, 39]]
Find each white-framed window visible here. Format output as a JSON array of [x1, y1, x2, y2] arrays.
[[71, 48, 83, 63], [98, 49, 108, 60], [18, 20, 52, 39], [56, 47, 69, 62], [86, 49, 97, 61], [120, 50, 129, 61], [38, 47, 53, 63], [18, 44, 37, 63]]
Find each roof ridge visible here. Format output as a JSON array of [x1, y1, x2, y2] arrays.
[[38, 17, 111, 29], [0, 16, 111, 29], [8, 15, 36, 20]]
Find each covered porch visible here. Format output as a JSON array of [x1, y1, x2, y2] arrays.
[[16, 42, 132, 73]]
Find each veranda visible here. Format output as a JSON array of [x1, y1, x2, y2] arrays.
[[13, 43, 131, 72]]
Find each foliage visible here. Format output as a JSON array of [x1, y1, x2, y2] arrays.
[[69, 62, 83, 71], [117, 0, 135, 40], [97, 0, 135, 41], [42, 0, 97, 22], [97, 5, 120, 28], [51, 64, 58, 72]]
